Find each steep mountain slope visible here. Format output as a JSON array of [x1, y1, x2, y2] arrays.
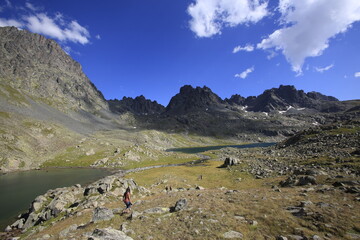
[[0, 27, 123, 172], [0, 27, 108, 113]]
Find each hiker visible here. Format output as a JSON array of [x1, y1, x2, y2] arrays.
[[122, 187, 132, 213]]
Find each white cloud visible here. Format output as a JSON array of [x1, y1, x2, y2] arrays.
[[0, 2, 90, 45], [355, 72, 360, 78], [257, 0, 360, 74], [315, 64, 334, 73], [235, 66, 255, 79], [266, 50, 277, 60], [26, 14, 64, 40], [233, 44, 254, 53], [187, 0, 268, 37], [63, 21, 90, 44], [25, 2, 40, 12], [0, 18, 23, 28], [95, 34, 101, 40], [25, 13, 90, 44]]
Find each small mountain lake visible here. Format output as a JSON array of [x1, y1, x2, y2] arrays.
[[167, 142, 276, 154], [0, 168, 111, 230]]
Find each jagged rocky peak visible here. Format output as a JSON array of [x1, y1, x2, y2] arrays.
[[165, 85, 224, 114], [0, 26, 108, 112], [245, 85, 339, 112], [108, 95, 165, 115], [307, 91, 339, 101], [225, 94, 245, 106]]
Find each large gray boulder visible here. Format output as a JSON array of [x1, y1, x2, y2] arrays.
[[223, 230, 243, 239], [22, 212, 39, 229], [88, 228, 133, 240], [173, 198, 187, 212], [92, 207, 114, 223], [222, 157, 240, 167]]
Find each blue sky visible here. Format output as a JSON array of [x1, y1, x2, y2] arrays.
[[1, 0, 360, 106]]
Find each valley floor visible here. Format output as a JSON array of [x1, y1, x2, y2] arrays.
[[2, 143, 359, 240]]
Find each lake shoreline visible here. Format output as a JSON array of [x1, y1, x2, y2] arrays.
[[1, 165, 120, 176]]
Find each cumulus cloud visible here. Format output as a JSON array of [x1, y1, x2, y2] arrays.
[[235, 66, 255, 79], [315, 64, 334, 73], [187, 0, 268, 37], [0, 18, 23, 27], [0, 2, 90, 45], [355, 72, 360, 78], [257, 0, 360, 73], [233, 44, 254, 53], [25, 13, 90, 44], [95, 34, 101, 40]]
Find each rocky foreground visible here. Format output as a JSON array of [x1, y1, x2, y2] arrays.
[[1, 120, 359, 240]]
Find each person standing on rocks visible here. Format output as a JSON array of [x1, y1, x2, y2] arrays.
[[122, 187, 132, 214]]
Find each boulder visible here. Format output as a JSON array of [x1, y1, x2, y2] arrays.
[[92, 207, 114, 223], [298, 176, 317, 186], [222, 157, 240, 167], [223, 230, 243, 239], [129, 211, 141, 220], [88, 228, 133, 240], [195, 186, 205, 190], [4, 225, 12, 232], [22, 212, 39, 229], [173, 198, 187, 212], [48, 199, 67, 217], [11, 218, 25, 229]]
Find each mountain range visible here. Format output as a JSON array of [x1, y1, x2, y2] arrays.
[[0, 26, 359, 172]]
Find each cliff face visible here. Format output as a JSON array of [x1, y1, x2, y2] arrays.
[[0, 27, 109, 112]]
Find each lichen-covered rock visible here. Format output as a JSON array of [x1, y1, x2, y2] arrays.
[[92, 207, 114, 223], [173, 198, 187, 212], [88, 228, 133, 240], [223, 230, 243, 239], [222, 157, 240, 167]]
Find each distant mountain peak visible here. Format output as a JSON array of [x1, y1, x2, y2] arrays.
[[165, 85, 224, 114], [108, 96, 165, 115], [242, 85, 339, 112]]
